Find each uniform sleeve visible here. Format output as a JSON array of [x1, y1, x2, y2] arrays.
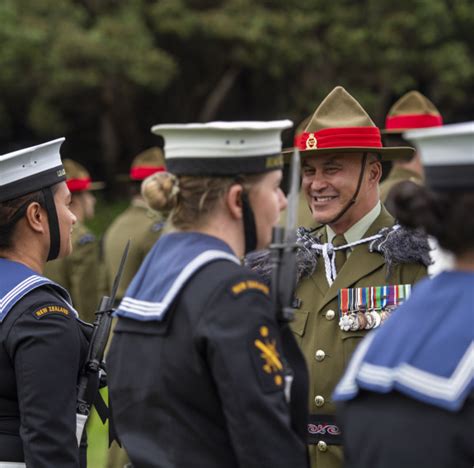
[[5, 299, 82, 468], [68, 235, 102, 323], [197, 275, 308, 468]]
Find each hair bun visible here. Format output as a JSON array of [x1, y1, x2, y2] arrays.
[[141, 172, 179, 212]]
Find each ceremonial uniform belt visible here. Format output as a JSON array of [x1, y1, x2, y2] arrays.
[[0, 463, 26, 468]]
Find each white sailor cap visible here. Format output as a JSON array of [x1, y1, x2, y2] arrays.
[[0, 138, 66, 202], [151, 120, 293, 176], [404, 122, 474, 191]]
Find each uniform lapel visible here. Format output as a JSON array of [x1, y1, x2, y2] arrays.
[[320, 205, 395, 309]]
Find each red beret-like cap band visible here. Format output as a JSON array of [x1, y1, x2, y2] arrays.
[[130, 165, 165, 181], [385, 114, 443, 130], [66, 177, 91, 192], [295, 127, 382, 151]]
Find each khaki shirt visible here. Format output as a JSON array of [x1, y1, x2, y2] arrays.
[[290, 205, 427, 468], [44, 221, 102, 323], [102, 199, 166, 302]]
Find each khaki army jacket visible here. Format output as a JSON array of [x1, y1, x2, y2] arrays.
[[290, 205, 427, 468]]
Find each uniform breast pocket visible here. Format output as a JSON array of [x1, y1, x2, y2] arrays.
[[341, 331, 368, 366], [289, 309, 309, 343]]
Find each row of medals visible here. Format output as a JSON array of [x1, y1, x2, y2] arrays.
[[339, 307, 396, 332]]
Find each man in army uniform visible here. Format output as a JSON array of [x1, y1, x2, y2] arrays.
[[102, 147, 167, 302], [103, 147, 167, 468], [288, 87, 430, 468], [379, 90, 443, 209], [44, 159, 103, 323]]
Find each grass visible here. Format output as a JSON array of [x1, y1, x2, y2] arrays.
[[87, 389, 110, 468]]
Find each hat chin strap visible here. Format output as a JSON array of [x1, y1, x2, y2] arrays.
[[241, 191, 257, 254], [42, 187, 61, 261], [310, 152, 369, 232]]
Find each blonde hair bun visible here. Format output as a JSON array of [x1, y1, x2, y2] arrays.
[[141, 172, 179, 211]]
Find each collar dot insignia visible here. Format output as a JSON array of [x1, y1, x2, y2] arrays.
[[250, 323, 285, 393]]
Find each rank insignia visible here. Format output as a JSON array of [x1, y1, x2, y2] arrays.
[[33, 304, 71, 320], [250, 324, 284, 392], [338, 284, 412, 332]]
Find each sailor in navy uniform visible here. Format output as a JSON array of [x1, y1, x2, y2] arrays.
[[0, 139, 92, 467], [107, 121, 309, 468], [333, 122, 474, 468]]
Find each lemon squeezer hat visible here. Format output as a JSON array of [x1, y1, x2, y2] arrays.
[[290, 86, 414, 161], [130, 147, 166, 181], [63, 159, 104, 192], [384, 91, 443, 134], [151, 120, 293, 176]]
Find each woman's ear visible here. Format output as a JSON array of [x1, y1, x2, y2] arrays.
[[226, 184, 244, 220], [25, 202, 47, 234]]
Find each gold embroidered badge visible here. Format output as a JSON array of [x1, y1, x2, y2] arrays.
[[34, 305, 70, 319], [305, 133, 318, 149], [231, 280, 269, 296], [265, 154, 283, 169]]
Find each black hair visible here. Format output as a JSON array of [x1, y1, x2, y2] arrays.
[[392, 183, 474, 256], [0, 185, 59, 251]]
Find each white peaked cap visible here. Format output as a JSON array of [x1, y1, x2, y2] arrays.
[[151, 120, 293, 175], [0, 138, 66, 202], [404, 122, 474, 190]]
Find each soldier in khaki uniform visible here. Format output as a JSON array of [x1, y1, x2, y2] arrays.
[[103, 147, 167, 468], [379, 90, 443, 208], [43, 159, 103, 323], [288, 87, 430, 468]]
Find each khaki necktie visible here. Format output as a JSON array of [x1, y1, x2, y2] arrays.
[[332, 234, 347, 275]]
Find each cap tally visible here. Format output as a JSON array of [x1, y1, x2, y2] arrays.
[[151, 120, 293, 176], [0, 138, 66, 203], [404, 122, 474, 191]]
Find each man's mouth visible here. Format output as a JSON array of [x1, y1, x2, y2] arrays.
[[312, 195, 338, 203]]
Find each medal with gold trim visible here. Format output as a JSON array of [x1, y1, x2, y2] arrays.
[[338, 284, 412, 332]]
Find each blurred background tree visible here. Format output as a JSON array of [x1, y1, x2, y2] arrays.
[[1, 0, 473, 190]]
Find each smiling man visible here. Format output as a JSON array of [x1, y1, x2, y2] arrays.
[[289, 87, 430, 468]]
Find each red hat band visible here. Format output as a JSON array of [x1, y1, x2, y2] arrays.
[[385, 114, 443, 130], [66, 177, 91, 192], [295, 127, 382, 151], [130, 165, 165, 181]]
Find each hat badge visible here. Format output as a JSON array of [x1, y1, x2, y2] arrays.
[[306, 133, 318, 149]]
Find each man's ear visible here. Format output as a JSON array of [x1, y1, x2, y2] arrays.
[[368, 159, 382, 186], [25, 202, 47, 234], [226, 184, 244, 220]]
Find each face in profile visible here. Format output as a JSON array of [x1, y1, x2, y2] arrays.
[[249, 169, 287, 250], [54, 182, 77, 258]]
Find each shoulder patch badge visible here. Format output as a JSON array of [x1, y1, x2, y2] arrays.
[[33, 304, 71, 320], [78, 233, 96, 245], [250, 324, 285, 393], [231, 280, 269, 297]]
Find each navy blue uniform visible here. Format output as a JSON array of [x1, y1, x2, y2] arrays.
[[0, 260, 91, 467], [108, 232, 309, 468]]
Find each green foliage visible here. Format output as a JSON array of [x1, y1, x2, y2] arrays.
[[1, 0, 473, 183]]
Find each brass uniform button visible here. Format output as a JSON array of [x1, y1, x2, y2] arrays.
[[315, 349, 326, 361], [317, 440, 328, 452], [314, 395, 325, 407], [326, 309, 335, 320]]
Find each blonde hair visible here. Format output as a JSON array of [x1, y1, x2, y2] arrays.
[[141, 172, 262, 230]]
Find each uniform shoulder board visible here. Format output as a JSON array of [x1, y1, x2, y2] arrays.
[[78, 233, 96, 245], [230, 279, 269, 297], [150, 221, 165, 233], [250, 323, 285, 393], [33, 304, 71, 320]]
